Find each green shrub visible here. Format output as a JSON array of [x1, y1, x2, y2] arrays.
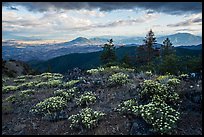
[[5, 90, 34, 103], [35, 80, 62, 88], [3, 85, 19, 93], [87, 68, 100, 74], [63, 80, 80, 88], [18, 81, 38, 89], [67, 87, 79, 94], [5, 95, 16, 103], [14, 78, 26, 83], [35, 81, 49, 88], [19, 89, 35, 96], [145, 71, 153, 77], [53, 73, 64, 79], [76, 92, 96, 106], [167, 78, 180, 86], [140, 80, 180, 105], [178, 73, 188, 80], [156, 75, 172, 84], [140, 80, 168, 100], [108, 72, 129, 86], [140, 101, 180, 134], [47, 80, 62, 87], [30, 96, 67, 115], [68, 107, 105, 129], [86, 66, 134, 75], [54, 89, 75, 101], [115, 99, 139, 115]]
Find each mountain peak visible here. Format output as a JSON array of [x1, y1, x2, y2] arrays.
[[75, 37, 89, 41]]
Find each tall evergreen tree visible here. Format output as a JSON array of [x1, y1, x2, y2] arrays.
[[161, 37, 175, 57], [100, 39, 117, 64], [143, 29, 157, 65]]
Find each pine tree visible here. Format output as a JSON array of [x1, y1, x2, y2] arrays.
[[161, 38, 175, 57], [143, 29, 157, 65], [100, 39, 117, 64]]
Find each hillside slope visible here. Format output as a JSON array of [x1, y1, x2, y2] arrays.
[[28, 46, 202, 74], [2, 67, 202, 135]]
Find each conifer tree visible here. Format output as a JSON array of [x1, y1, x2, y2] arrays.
[[143, 29, 157, 65], [100, 39, 117, 64], [161, 37, 175, 57]]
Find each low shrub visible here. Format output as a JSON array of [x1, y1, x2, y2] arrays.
[[63, 80, 80, 88], [178, 73, 188, 80], [3, 85, 19, 93], [108, 72, 130, 86], [76, 92, 96, 107], [54, 89, 74, 101], [30, 96, 67, 115], [167, 78, 180, 86], [114, 99, 139, 115], [68, 107, 105, 129], [87, 68, 100, 74], [140, 101, 180, 135]]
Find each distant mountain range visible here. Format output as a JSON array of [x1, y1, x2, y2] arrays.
[[2, 33, 202, 62], [156, 33, 202, 46]]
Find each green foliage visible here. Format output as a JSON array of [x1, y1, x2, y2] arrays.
[[14, 78, 26, 83], [68, 107, 105, 129], [63, 80, 80, 88], [19, 81, 39, 89], [115, 99, 139, 115], [143, 29, 157, 65], [76, 92, 96, 107], [100, 39, 117, 64], [19, 89, 35, 96], [35, 80, 62, 88], [140, 79, 180, 105], [167, 78, 181, 86], [140, 80, 168, 99], [87, 66, 134, 75], [30, 96, 67, 115], [5, 95, 16, 103], [161, 38, 175, 57], [137, 71, 153, 80], [145, 71, 153, 77], [47, 80, 62, 87], [108, 72, 130, 86], [54, 88, 78, 101], [140, 101, 180, 134], [178, 73, 188, 80], [3, 85, 19, 93], [87, 68, 101, 74], [5, 89, 34, 103], [158, 54, 179, 75], [156, 75, 172, 84], [120, 53, 132, 67]]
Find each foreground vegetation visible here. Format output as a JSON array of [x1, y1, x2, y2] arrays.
[[2, 64, 202, 135]]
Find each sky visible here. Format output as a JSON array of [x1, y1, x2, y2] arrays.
[[2, 2, 202, 41]]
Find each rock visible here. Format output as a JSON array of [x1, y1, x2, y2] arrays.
[[13, 124, 26, 132], [130, 118, 153, 135]]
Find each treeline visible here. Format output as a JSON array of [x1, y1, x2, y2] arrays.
[[100, 29, 202, 75]]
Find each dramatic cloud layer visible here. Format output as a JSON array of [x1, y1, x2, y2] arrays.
[[2, 2, 202, 41], [167, 14, 202, 27], [3, 2, 202, 15]]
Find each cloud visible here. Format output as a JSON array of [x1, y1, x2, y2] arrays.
[[3, 2, 202, 15], [167, 17, 202, 27], [75, 9, 105, 17], [2, 9, 93, 39], [6, 6, 18, 10]]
